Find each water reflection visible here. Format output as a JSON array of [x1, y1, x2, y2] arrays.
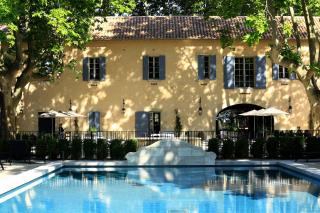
[[0, 167, 319, 213]]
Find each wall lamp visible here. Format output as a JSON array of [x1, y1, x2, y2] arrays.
[[198, 97, 203, 116], [69, 99, 73, 111], [288, 97, 292, 114], [122, 99, 126, 114]]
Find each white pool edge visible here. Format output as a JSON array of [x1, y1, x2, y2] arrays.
[[0, 160, 319, 197]]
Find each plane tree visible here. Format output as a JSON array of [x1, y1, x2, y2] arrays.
[[0, 0, 135, 139]]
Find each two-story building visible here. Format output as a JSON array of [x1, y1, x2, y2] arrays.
[[17, 16, 317, 138]]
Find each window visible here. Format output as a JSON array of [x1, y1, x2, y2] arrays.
[[89, 111, 100, 131], [279, 65, 289, 79], [234, 57, 255, 88], [89, 58, 100, 81], [148, 57, 160, 79], [203, 56, 210, 79]]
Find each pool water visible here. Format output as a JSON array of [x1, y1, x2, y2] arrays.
[[0, 167, 319, 213]]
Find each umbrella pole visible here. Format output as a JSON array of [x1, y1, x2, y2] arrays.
[[263, 116, 265, 138], [254, 116, 256, 139], [51, 118, 52, 136]]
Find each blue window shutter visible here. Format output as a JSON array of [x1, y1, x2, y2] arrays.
[[82, 57, 89, 81], [198, 55, 205, 80], [135, 111, 149, 137], [209, 55, 216, 80], [223, 56, 235, 89], [88, 112, 95, 129], [159, 55, 166, 80], [255, 56, 266, 89], [272, 63, 279, 80], [143, 56, 149, 80], [94, 111, 100, 131], [290, 72, 296, 80], [99, 57, 106, 81]]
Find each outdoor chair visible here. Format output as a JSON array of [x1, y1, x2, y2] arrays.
[[0, 151, 12, 170], [0, 159, 3, 170]]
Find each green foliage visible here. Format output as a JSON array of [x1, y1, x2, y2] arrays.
[[207, 138, 220, 158], [110, 139, 125, 160], [235, 138, 249, 158], [36, 137, 48, 160], [266, 137, 280, 158], [282, 20, 293, 38], [96, 139, 108, 160], [83, 139, 96, 159], [250, 138, 265, 158], [290, 136, 304, 158], [58, 139, 71, 160], [305, 137, 320, 153], [310, 63, 320, 77], [279, 43, 302, 66], [243, 12, 268, 46], [124, 139, 138, 155], [278, 136, 291, 158], [47, 137, 58, 160], [221, 139, 235, 159], [71, 138, 82, 160], [0, 0, 135, 80], [219, 29, 234, 48], [279, 136, 304, 159]]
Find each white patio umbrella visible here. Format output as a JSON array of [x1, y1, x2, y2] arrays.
[[239, 110, 261, 138], [39, 110, 69, 135], [63, 111, 86, 131], [256, 107, 289, 137]]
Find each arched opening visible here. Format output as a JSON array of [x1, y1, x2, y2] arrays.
[[216, 104, 274, 140]]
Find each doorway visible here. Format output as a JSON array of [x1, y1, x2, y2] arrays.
[[38, 112, 55, 134], [149, 112, 161, 134], [216, 104, 273, 139]]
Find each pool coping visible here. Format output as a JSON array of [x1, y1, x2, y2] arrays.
[[0, 160, 319, 197]]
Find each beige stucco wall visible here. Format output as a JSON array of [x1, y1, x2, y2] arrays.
[[17, 39, 310, 132]]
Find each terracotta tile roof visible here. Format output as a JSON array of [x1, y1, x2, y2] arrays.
[[93, 16, 320, 40]]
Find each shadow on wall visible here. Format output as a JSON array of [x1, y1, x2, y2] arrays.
[[18, 18, 310, 131]]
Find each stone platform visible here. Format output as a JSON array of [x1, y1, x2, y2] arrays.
[[125, 139, 216, 165]]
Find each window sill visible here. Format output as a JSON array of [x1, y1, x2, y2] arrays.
[[238, 88, 253, 94], [280, 79, 289, 85], [88, 81, 102, 86]]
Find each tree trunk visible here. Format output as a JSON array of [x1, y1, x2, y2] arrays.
[[0, 89, 17, 140], [305, 88, 320, 131]]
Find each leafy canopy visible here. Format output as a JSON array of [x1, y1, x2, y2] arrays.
[[0, 0, 135, 78]]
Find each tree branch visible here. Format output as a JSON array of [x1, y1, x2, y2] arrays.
[[289, 6, 301, 52]]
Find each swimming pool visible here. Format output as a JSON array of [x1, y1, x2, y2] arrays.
[[0, 166, 319, 213]]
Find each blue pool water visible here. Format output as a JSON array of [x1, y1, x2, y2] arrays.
[[0, 167, 320, 213]]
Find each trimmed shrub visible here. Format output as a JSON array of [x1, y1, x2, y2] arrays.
[[235, 138, 249, 158], [0, 140, 9, 153], [83, 139, 96, 159], [305, 137, 320, 153], [266, 137, 280, 158], [221, 139, 234, 159], [290, 136, 304, 159], [207, 138, 220, 158], [124, 139, 138, 155], [47, 137, 58, 160], [71, 138, 82, 160], [250, 138, 265, 158], [279, 136, 291, 158], [36, 137, 47, 160], [58, 139, 71, 160], [110, 139, 125, 160], [96, 139, 108, 160]]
